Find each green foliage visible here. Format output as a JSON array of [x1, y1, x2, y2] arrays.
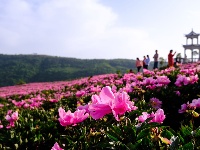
[[15, 79, 26, 85], [0, 54, 138, 87]]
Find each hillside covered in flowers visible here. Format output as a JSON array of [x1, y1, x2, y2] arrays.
[[1, 62, 200, 149]]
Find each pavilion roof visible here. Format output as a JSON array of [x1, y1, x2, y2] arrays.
[[185, 30, 200, 37]]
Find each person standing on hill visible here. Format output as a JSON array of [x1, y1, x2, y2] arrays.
[[168, 49, 176, 67], [143, 56, 147, 69], [136, 57, 143, 72], [145, 55, 150, 69], [153, 50, 158, 69]]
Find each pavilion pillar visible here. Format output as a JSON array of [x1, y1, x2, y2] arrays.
[[199, 49, 200, 61], [191, 49, 194, 62], [184, 49, 186, 63]]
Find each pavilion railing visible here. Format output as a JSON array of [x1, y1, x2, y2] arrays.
[[175, 58, 199, 64]]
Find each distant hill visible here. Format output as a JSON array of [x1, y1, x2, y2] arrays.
[[0, 54, 157, 87]]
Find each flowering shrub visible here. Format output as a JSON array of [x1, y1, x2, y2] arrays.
[[58, 108, 89, 126], [1, 63, 200, 149], [5, 110, 19, 128]]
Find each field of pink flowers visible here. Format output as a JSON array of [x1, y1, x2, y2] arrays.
[[1, 63, 200, 149]]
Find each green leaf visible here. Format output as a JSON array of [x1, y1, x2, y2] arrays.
[[177, 132, 184, 143], [162, 129, 174, 139], [127, 141, 141, 149], [181, 142, 194, 150], [123, 125, 136, 139], [107, 134, 119, 141], [136, 128, 150, 141], [34, 137, 38, 142], [180, 125, 192, 137], [112, 125, 123, 135], [168, 128, 177, 136], [194, 128, 200, 137], [136, 122, 159, 133], [19, 137, 23, 145], [126, 142, 136, 149], [106, 125, 122, 140]]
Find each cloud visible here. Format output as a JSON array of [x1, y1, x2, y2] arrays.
[[0, 0, 156, 59]]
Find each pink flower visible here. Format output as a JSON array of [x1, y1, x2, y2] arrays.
[[88, 86, 114, 119], [174, 74, 197, 87], [76, 90, 86, 98], [11, 111, 19, 121], [143, 69, 155, 76], [137, 112, 150, 123], [89, 104, 112, 120], [123, 83, 134, 93], [178, 103, 187, 113], [49, 99, 59, 103], [175, 75, 189, 87], [5, 110, 19, 128], [111, 85, 117, 93], [137, 109, 165, 124], [189, 74, 198, 84], [89, 86, 101, 93], [156, 76, 171, 85], [175, 91, 180, 96], [150, 98, 162, 109], [58, 108, 73, 126], [73, 109, 89, 124], [58, 107, 89, 126], [77, 104, 90, 113], [191, 98, 200, 108], [99, 86, 115, 104], [5, 111, 18, 122], [142, 77, 156, 86], [88, 86, 137, 121], [23, 103, 30, 108], [151, 109, 166, 123], [6, 121, 15, 129], [7, 110, 13, 115], [111, 92, 137, 121], [51, 142, 63, 150]]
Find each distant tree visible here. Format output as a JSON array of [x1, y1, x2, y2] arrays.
[[175, 53, 182, 63], [159, 57, 166, 67], [15, 79, 26, 85], [176, 53, 182, 58]]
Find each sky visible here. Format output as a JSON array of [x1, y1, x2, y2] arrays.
[[0, 0, 200, 60]]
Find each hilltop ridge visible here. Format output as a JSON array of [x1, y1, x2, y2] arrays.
[[0, 54, 143, 87]]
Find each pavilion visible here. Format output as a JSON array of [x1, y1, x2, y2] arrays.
[[183, 30, 200, 62]]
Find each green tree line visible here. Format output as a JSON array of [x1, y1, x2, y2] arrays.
[[0, 54, 144, 87]]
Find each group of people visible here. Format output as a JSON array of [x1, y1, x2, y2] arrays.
[[135, 55, 150, 72], [135, 50, 159, 72], [135, 49, 176, 73]]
